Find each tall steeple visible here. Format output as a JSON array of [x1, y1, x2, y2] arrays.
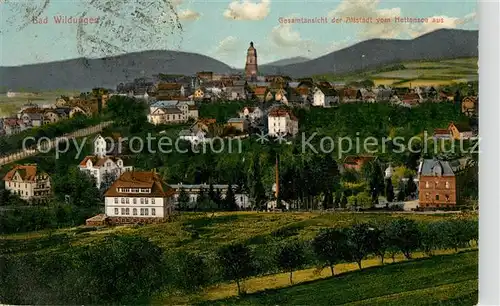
[[245, 41, 258, 81]]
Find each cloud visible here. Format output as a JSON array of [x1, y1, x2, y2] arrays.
[[409, 11, 477, 37], [328, 0, 407, 39], [178, 9, 201, 21], [223, 0, 270, 21], [214, 36, 241, 56]]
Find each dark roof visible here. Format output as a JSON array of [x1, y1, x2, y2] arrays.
[[419, 159, 455, 176], [104, 171, 175, 198]]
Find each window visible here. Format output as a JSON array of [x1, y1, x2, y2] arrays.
[[126, 208, 130, 215], [121, 208, 125, 215], [445, 182, 450, 189], [152, 198, 155, 204], [114, 198, 118, 204], [152, 208, 156, 216], [145, 208, 149, 216], [140, 208, 144, 215], [436, 195, 440, 201], [133, 198, 137, 204], [141, 198, 145, 204], [445, 195, 450, 202], [126, 198, 129, 204], [121, 198, 125, 204], [145, 198, 149, 204], [114, 208, 119, 215], [133, 208, 137, 215], [425, 182, 429, 188], [435, 181, 438, 188]]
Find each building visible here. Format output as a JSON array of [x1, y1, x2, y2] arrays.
[[461, 96, 478, 117], [178, 129, 209, 144], [169, 183, 250, 210], [147, 100, 198, 125], [156, 83, 185, 100], [433, 128, 451, 140], [448, 122, 474, 140], [245, 42, 258, 81], [2, 164, 51, 203], [239, 106, 263, 126], [267, 108, 299, 137], [313, 86, 339, 107], [227, 118, 249, 133], [103, 171, 176, 224], [78, 134, 132, 189], [342, 155, 377, 172], [418, 159, 457, 208]]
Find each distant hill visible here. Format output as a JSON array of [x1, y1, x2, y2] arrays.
[[262, 56, 310, 67], [0, 29, 478, 91], [0, 51, 234, 91], [259, 29, 478, 78]]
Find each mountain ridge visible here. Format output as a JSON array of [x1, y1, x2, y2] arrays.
[[0, 29, 478, 91]]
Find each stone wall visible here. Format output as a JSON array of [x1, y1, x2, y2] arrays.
[[107, 216, 168, 225]]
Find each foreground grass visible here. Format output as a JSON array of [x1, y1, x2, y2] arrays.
[[189, 251, 477, 306], [0, 211, 474, 256]]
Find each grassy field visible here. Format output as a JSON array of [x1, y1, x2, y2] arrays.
[[194, 250, 477, 306], [0, 91, 78, 117], [314, 57, 477, 87], [0, 211, 476, 257]]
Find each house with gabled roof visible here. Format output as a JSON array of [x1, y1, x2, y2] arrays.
[[448, 122, 474, 140], [101, 171, 176, 225], [267, 108, 298, 137], [313, 86, 339, 107], [3, 164, 51, 202], [78, 134, 133, 189]]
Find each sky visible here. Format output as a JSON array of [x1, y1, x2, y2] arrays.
[[0, 0, 478, 68]]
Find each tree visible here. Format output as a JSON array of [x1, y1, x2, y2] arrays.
[[99, 172, 117, 196], [405, 175, 417, 199], [345, 223, 374, 269], [168, 251, 209, 291], [397, 180, 406, 201], [177, 187, 190, 211], [224, 185, 238, 211], [385, 178, 395, 203], [53, 168, 100, 207], [195, 186, 207, 211], [217, 243, 254, 295], [312, 228, 348, 276], [248, 156, 267, 210], [387, 219, 421, 259], [105, 95, 148, 131], [276, 240, 306, 284]]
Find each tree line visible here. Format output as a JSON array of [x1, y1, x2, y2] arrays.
[[0, 217, 477, 304]]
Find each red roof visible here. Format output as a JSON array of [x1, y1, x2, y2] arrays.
[[157, 83, 183, 90], [104, 171, 175, 198], [79, 156, 123, 168], [3, 164, 45, 182]]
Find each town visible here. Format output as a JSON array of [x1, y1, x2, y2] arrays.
[[0, 41, 479, 304]]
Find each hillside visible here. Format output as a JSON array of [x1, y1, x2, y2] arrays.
[[0, 29, 478, 91], [262, 56, 310, 67], [260, 29, 478, 78], [0, 50, 234, 91], [207, 251, 477, 306], [313, 57, 478, 87]]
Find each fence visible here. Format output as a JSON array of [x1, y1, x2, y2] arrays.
[[0, 121, 113, 166]]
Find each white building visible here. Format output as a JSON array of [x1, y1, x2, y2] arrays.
[[169, 183, 250, 210], [104, 171, 175, 221], [147, 100, 198, 125], [312, 86, 339, 107], [2, 164, 51, 202], [78, 134, 132, 189], [267, 108, 299, 137], [239, 106, 264, 126], [178, 129, 209, 144]]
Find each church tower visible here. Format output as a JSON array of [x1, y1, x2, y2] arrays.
[[245, 41, 258, 81]]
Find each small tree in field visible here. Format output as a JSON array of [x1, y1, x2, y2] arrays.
[[345, 223, 374, 269], [312, 228, 348, 276], [277, 240, 306, 284], [217, 243, 254, 295], [387, 218, 421, 259], [177, 187, 190, 211]]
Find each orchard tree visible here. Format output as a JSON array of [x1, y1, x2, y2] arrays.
[[345, 223, 375, 269], [217, 243, 254, 295], [312, 228, 348, 276], [387, 218, 421, 259], [276, 240, 307, 284]]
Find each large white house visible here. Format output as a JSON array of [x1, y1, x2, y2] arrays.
[[147, 100, 199, 125], [2, 164, 51, 203], [104, 171, 176, 223], [267, 108, 299, 137], [78, 134, 132, 188]]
